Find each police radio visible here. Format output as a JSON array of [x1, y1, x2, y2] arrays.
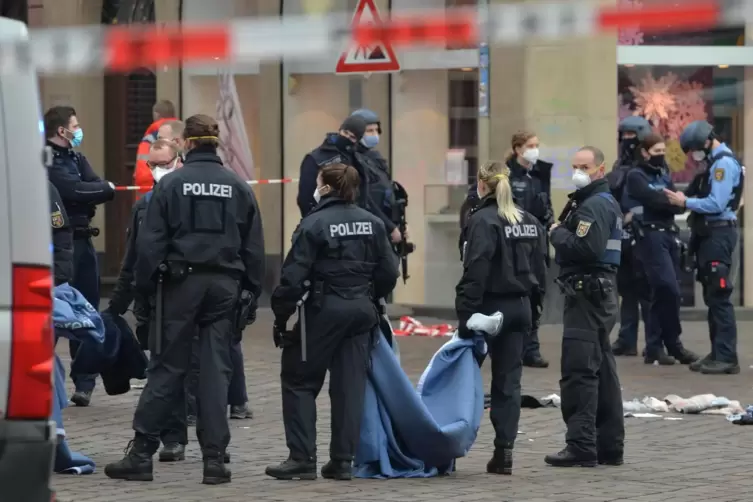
[[391, 181, 415, 284]]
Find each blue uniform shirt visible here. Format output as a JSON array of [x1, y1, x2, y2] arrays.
[[686, 143, 741, 221]]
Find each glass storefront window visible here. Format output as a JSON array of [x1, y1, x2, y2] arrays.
[[618, 65, 743, 184], [448, 69, 478, 183]]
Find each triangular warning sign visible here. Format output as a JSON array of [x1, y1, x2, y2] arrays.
[[336, 0, 400, 74]]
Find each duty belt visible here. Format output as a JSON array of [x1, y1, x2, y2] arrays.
[[706, 220, 737, 228], [72, 227, 100, 239], [555, 273, 615, 300], [643, 222, 679, 233]]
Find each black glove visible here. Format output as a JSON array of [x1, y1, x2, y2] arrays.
[[273, 321, 285, 348], [458, 325, 474, 340], [246, 307, 257, 326], [107, 300, 128, 317]]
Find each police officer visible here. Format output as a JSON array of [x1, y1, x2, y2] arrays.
[[502, 131, 553, 369], [105, 139, 191, 463], [664, 121, 742, 375], [45, 105, 115, 407], [545, 146, 624, 468], [49, 181, 73, 286], [456, 161, 546, 476], [266, 163, 398, 481], [105, 114, 265, 485], [350, 108, 403, 244], [608, 116, 652, 356], [627, 133, 697, 366], [297, 115, 370, 216]]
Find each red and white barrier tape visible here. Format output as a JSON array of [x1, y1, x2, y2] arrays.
[[0, 0, 739, 74], [393, 316, 455, 337], [113, 177, 299, 191]]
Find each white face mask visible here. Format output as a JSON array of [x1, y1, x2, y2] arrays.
[[313, 188, 321, 204], [150, 158, 177, 182], [691, 150, 706, 162], [572, 169, 592, 189], [522, 148, 540, 164]]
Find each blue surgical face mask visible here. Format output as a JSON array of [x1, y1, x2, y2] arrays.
[[361, 134, 379, 149], [68, 128, 83, 148]]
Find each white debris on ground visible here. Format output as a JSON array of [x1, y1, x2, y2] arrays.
[[523, 393, 744, 418]]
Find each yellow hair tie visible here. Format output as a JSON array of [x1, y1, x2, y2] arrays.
[[493, 173, 508, 180], [185, 136, 219, 141]]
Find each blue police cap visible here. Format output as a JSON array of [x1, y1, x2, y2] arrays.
[[351, 108, 380, 126], [679, 120, 714, 153], [618, 116, 651, 139]]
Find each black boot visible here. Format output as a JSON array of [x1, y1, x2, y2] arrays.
[[700, 359, 740, 375], [158, 442, 185, 462], [203, 454, 231, 485], [597, 450, 624, 466], [224, 452, 231, 463], [265, 457, 317, 480], [644, 350, 675, 366], [321, 459, 352, 480], [230, 403, 253, 419], [689, 353, 713, 372], [668, 346, 699, 365], [104, 438, 156, 481], [70, 390, 92, 407], [611, 341, 637, 356], [544, 447, 597, 468], [523, 355, 549, 368], [486, 449, 513, 475]]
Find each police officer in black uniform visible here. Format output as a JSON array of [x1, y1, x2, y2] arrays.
[[49, 181, 73, 286], [297, 115, 371, 216], [626, 133, 697, 366], [503, 131, 553, 368], [105, 114, 265, 485], [350, 109, 403, 245], [266, 163, 398, 481], [664, 121, 743, 375], [545, 146, 624, 468], [456, 161, 546, 476], [105, 139, 191, 463], [607, 116, 652, 356], [45, 105, 115, 407]]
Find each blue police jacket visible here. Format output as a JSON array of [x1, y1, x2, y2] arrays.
[[686, 143, 741, 221], [552, 180, 622, 272], [596, 192, 622, 266], [46, 141, 114, 229], [625, 162, 684, 225]]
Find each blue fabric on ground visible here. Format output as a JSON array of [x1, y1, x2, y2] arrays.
[[52, 354, 95, 474], [354, 329, 484, 478]]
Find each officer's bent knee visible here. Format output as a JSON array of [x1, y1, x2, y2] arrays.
[[704, 261, 733, 296]]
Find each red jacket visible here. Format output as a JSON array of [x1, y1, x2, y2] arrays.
[[133, 117, 177, 197]]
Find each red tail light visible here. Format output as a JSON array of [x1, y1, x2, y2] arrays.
[[6, 265, 53, 420]]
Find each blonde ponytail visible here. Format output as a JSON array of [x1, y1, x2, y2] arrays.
[[477, 160, 522, 224], [494, 173, 522, 224]]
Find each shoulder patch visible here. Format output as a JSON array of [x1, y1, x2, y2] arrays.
[[575, 220, 592, 238], [51, 210, 64, 229], [714, 167, 725, 182]]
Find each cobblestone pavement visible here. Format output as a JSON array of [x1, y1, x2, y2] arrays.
[[53, 311, 753, 502]]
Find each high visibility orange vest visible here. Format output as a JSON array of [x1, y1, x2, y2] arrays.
[[133, 117, 177, 198]]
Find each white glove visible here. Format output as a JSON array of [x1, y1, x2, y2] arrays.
[[466, 311, 504, 335], [108, 181, 115, 190]]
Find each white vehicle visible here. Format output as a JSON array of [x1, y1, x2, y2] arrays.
[[0, 17, 56, 502]]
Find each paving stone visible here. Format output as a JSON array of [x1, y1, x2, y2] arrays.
[[54, 312, 753, 501]]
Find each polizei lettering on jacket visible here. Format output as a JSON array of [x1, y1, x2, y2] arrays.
[[504, 223, 539, 239], [182, 183, 233, 198], [329, 221, 374, 237]]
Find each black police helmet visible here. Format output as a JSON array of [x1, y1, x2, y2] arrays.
[[618, 116, 651, 140], [351, 108, 381, 133], [679, 120, 714, 153]]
